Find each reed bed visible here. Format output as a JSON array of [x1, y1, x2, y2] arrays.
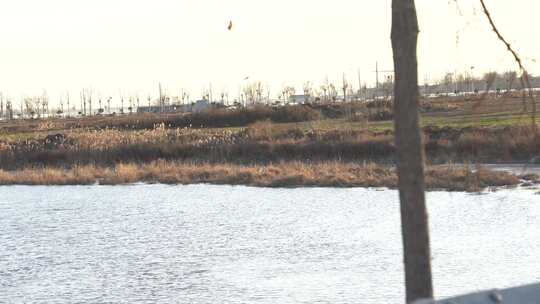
[[0, 161, 524, 191], [0, 123, 538, 169]]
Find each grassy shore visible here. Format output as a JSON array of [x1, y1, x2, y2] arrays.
[[0, 97, 538, 190], [0, 161, 531, 192]]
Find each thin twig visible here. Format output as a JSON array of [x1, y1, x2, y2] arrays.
[[479, 0, 523, 71], [479, 0, 537, 132]]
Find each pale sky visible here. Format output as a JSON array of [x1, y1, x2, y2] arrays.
[[0, 0, 538, 106]]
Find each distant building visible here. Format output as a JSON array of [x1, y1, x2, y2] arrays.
[[192, 100, 211, 112], [137, 99, 213, 114], [288, 95, 311, 104], [137, 105, 177, 113]]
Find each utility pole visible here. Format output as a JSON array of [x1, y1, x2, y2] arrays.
[[0, 93, 4, 119], [89, 93, 92, 115], [373, 62, 394, 100], [376, 61, 379, 98], [60, 98, 64, 118], [357, 69, 362, 101], [454, 71, 458, 93], [470, 66, 475, 93], [158, 83, 164, 113], [6, 99, 12, 120], [80, 91, 84, 116], [181, 89, 185, 105], [342, 73, 348, 102], [423, 74, 429, 97], [66, 92, 70, 118]]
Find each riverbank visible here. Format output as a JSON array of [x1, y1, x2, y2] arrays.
[[1, 99, 539, 190], [0, 161, 536, 191]]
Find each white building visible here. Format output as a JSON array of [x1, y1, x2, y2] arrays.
[[288, 95, 311, 104]]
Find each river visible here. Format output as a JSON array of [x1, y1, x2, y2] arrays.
[[1, 185, 539, 303]]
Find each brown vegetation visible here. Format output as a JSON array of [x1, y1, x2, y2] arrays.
[[0, 123, 538, 170], [0, 161, 522, 191]]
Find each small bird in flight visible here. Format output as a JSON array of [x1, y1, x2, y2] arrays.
[[227, 20, 233, 31]]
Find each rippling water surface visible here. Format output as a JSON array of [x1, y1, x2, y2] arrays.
[[0, 185, 539, 303]]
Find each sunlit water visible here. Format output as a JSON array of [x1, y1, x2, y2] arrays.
[[1, 185, 539, 303]]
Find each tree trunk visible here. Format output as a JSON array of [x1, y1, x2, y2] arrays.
[[390, 0, 433, 303]]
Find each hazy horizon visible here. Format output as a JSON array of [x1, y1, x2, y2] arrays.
[[0, 0, 538, 106]]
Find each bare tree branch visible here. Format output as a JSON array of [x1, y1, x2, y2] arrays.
[[479, 0, 536, 131]]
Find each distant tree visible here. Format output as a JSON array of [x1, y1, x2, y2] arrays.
[[320, 84, 328, 103], [255, 81, 264, 103], [41, 91, 49, 118], [24, 97, 35, 119], [98, 98, 103, 113], [342, 74, 349, 102], [129, 97, 134, 114], [181, 91, 189, 105], [322, 77, 330, 103], [84, 89, 93, 115], [5, 100, 13, 120], [347, 86, 355, 101], [503, 71, 517, 93], [520, 71, 532, 111], [108, 97, 113, 113], [483, 71, 498, 92], [80, 91, 86, 116], [454, 73, 467, 93], [59, 99, 64, 117], [242, 83, 256, 105], [158, 83, 165, 111], [281, 86, 296, 104], [33, 97, 42, 118], [328, 83, 338, 101], [0, 93, 3, 119], [443, 72, 454, 95], [381, 75, 394, 100], [303, 81, 313, 103], [66, 93, 70, 117]]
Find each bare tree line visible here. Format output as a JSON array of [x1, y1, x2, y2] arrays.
[[0, 68, 538, 121], [423, 70, 540, 97]]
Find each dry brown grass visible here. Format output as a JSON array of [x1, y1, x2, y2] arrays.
[[426, 164, 520, 192], [0, 161, 524, 191], [0, 123, 538, 170]]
